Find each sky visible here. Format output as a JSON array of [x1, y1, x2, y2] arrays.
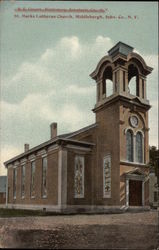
[[0, 1, 158, 175]]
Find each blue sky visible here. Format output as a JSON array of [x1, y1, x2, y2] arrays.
[[0, 1, 158, 175]]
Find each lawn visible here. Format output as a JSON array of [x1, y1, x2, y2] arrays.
[[0, 208, 56, 217]]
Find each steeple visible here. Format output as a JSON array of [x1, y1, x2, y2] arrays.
[[90, 41, 153, 112]]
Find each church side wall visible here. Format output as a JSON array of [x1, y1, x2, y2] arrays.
[[7, 150, 58, 207]]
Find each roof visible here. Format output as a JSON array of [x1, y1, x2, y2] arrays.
[[0, 176, 7, 193], [4, 123, 97, 166]]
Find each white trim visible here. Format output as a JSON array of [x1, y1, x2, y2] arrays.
[[66, 144, 92, 152], [8, 164, 13, 169], [41, 153, 47, 158], [20, 158, 27, 164], [124, 127, 134, 135], [47, 145, 59, 152], [126, 179, 129, 206], [13, 164, 18, 169], [14, 160, 19, 166], [37, 149, 47, 156], [58, 148, 68, 206], [58, 150, 62, 206], [6, 168, 8, 206], [134, 129, 145, 137], [120, 160, 147, 167], [28, 154, 36, 161]]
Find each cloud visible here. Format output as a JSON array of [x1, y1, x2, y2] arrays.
[[1, 36, 158, 170], [0, 145, 21, 176]]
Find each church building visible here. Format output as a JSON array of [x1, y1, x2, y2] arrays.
[[4, 42, 153, 213]]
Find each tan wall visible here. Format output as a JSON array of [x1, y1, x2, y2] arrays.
[[95, 102, 120, 205], [119, 101, 149, 164], [7, 151, 58, 205]]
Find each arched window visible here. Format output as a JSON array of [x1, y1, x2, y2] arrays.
[[128, 64, 139, 97], [136, 132, 143, 163], [102, 66, 113, 97], [126, 130, 133, 162]]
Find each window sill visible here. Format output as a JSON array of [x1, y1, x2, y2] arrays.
[[42, 196, 47, 199], [31, 196, 35, 199], [120, 161, 148, 167]]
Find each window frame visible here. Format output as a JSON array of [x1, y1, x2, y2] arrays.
[[126, 129, 134, 162], [21, 164, 26, 199], [42, 156, 47, 199], [30, 160, 36, 198], [13, 167, 17, 200]]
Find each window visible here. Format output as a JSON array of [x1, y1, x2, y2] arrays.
[[42, 157, 47, 198], [126, 130, 133, 162], [136, 132, 143, 163], [74, 155, 84, 198], [103, 155, 111, 198], [142, 79, 144, 98], [102, 66, 113, 97], [123, 71, 126, 92], [128, 64, 139, 96], [21, 165, 25, 198], [97, 83, 100, 101], [13, 168, 17, 199], [154, 191, 158, 202], [30, 161, 36, 198], [114, 71, 118, 92]]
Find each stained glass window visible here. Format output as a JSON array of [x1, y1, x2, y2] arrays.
[[42, 157, 47, 198], [126, 130, 133, 162], [136, 132, 143, 163], [13, 168, 17, 199], [74, 156, 84, 198], [103, 155, 111, 198], [31, 161, 36, 198], [21, 165, 25, 198]]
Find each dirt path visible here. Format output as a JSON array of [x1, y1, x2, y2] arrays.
[[0, 211, 158, 249]]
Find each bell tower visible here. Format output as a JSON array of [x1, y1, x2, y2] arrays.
[[90, 42, 153, 207], [90, 41, 152, 108]]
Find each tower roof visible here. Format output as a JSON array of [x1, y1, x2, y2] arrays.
[[108, 41, 134, 57]]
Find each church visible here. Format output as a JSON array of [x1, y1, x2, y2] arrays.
[[4, 42, 153, 213]]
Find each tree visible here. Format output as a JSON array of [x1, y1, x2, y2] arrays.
[[149, 146, 159, 185]]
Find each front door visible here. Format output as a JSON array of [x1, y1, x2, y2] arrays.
[[129, 180, 142, 206]]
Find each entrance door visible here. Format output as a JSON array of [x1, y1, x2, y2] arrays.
[[129, 180, 142, 206]]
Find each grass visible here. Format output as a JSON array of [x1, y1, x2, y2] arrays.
[[0, 208, 58, 217]]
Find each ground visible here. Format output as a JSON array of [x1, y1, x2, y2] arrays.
[[0, 210, 158, 249]]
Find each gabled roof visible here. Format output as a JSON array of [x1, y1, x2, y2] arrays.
[[4, 123, 97, 167], [64, 123, 97, 138], [0, 176, 7, 193]]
